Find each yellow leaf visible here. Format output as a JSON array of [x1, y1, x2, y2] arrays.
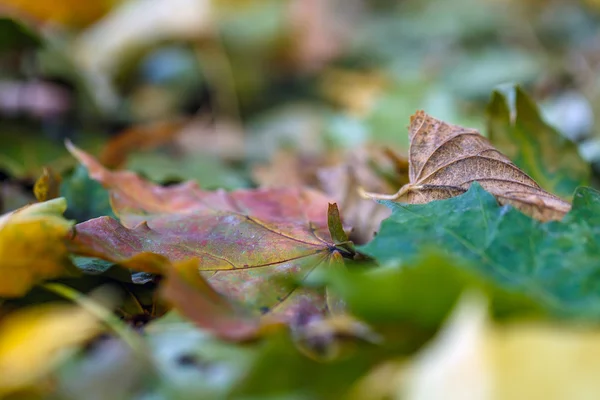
[[369, 294, 600, 400], [0, 198, 75, 297], [0, 304, 101, 396]]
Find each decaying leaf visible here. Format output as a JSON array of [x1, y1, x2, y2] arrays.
[[160, 258, 274, 341], [0, 198, 75, 297], [0, 303, 102, 396], [66, 143, 353, 321], [363, 111, 571, 222]]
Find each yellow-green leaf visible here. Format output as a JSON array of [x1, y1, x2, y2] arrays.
[[0, 198, 75, 297]]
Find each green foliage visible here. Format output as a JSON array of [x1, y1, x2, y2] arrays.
[[487, 87, 590, 198], [362, 183, 600, 318], [328, 255, 543, 328]]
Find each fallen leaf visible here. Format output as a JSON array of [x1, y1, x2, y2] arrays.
[[395, 293, 600, 400], [400, 293, 490, 400], [34, 167, 62, 202], [487, 87, 590, 199], [160, 258, 271, 341], [0, 303, 102, 396], [363, 110, 571, 222], [0, 198, 75, 297], [66, 143, 353, 320], [362, 183, 600, 318], [327, 252, 541, 330]]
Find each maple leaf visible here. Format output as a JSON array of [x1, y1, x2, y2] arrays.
[[362, 183, 600, 317], [160, 257, 274, 340], [0, 198, 76, 297], [66, 143, 354, 320], [362, 111, 571, 221]]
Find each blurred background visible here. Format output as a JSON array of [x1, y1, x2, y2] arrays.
[[2, 0, 600, 211]]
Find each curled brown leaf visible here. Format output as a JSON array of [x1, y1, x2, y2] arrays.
[[362, 111, 571, 222]]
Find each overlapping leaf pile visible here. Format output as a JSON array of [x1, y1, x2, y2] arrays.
[[2, 90, 600, 399], [5, 0, 600, 397], [67, 141, 355, 325]]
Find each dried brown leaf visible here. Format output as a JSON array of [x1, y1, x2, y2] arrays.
[[363, 111, 571, 222]]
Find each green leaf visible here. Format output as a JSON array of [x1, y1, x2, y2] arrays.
[[361, 183, 600, 318], [327, 203, 348, 244], [60, 165, 116, 223], [487, 86, 590, 198], [327, 255, 542, 329], [327, 203, 355, 256]]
